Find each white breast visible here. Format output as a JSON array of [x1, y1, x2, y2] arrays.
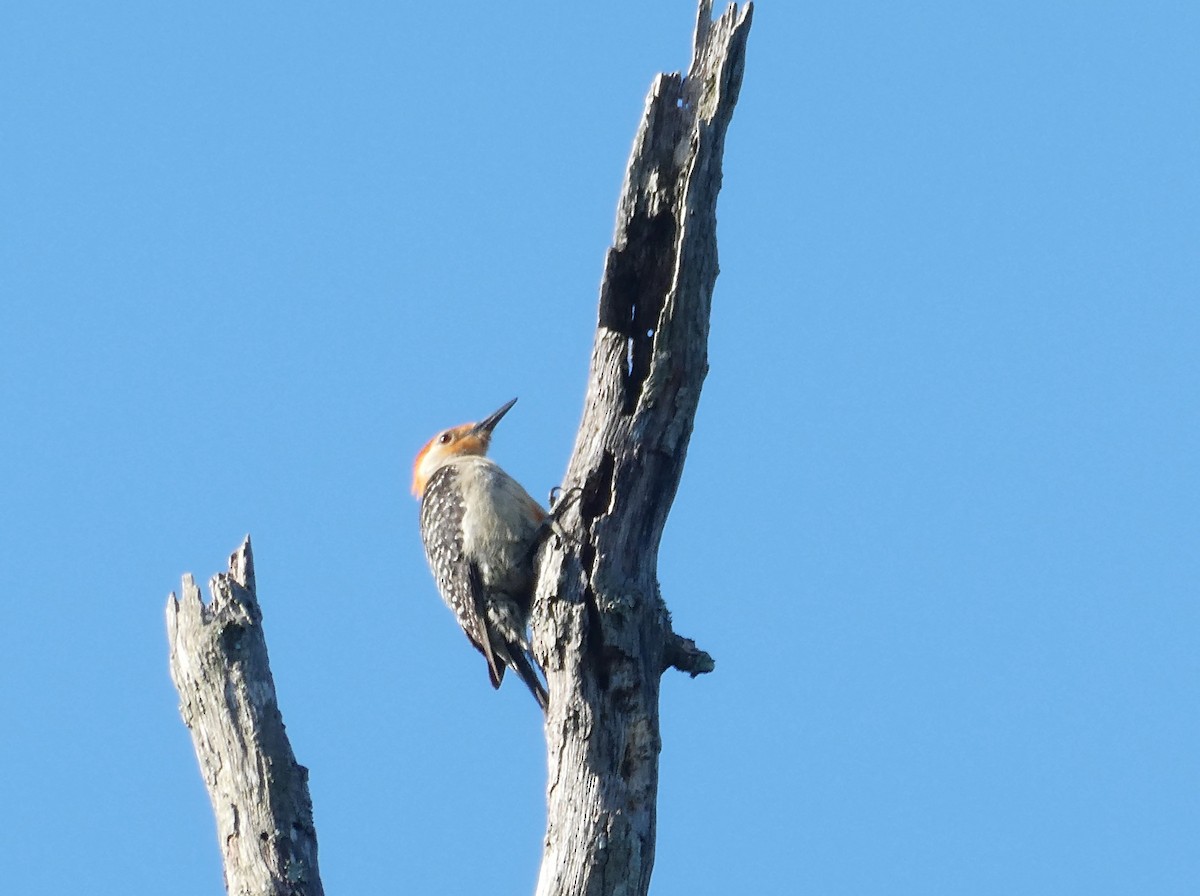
[[449, 455, 543, 595]]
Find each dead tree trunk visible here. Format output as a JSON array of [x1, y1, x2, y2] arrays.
[[532, 4, 752, 896], [166, 4, 749, 894], [167, 538, 324, 896]]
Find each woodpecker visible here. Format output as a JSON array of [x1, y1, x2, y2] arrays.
[[412, 398, 549, 710]]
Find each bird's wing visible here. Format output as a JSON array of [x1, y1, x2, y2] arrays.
[[465, 560, 505, 689], [420, 465, 506, 689]]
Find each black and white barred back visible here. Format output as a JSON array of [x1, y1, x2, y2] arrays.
[[419, 457, 548, 709]]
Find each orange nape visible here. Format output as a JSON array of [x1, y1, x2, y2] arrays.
[[411, 397, 518, 498]]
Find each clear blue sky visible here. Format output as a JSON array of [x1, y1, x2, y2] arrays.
[[2, 2, 1197, 893]]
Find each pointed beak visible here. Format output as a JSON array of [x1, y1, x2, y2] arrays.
[[472, 397, 518, 437]]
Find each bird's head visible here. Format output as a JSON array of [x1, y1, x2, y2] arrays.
[[411, 398, 518, 498]]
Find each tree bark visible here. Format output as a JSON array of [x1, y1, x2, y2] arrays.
[[532, 4, 752, 896], [167, 537, 324, 896], [167, 4, 749, 893]]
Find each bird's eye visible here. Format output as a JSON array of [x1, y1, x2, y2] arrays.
[[438, 433, 452, 445]]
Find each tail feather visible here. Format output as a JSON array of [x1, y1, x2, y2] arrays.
[[509, 647, 549, 711], [486, 594, 549, 711]]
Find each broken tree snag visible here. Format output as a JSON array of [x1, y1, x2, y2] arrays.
[[532, 4, 751, 896], [166, 537, 324, 896]]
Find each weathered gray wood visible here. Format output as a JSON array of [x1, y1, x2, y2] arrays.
[[167, 537, 324, 896], [531, 4, 752, 895]]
